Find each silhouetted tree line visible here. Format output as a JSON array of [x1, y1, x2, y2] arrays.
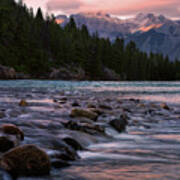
[[0, 0, 180, 80]]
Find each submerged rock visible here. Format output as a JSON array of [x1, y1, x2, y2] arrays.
[[0, 124, 24, 152], [0, 145, 51, 176], [0, 136, 15, 153], [109, 114, 128, 132], [89, 108, 103, 115], [87, 103, 96, 109], [51, 159, 70, 169], [62, 137, 83, 150], [70, 108, 98, 120], [1, 124, 24, 141], [99, 104, 112, 110], [19, 100, 28, 107], [63, 120, 104, 135], [160, 103, 170, 110], [49, 147, 79, 161], [71, 101, 80, 107]]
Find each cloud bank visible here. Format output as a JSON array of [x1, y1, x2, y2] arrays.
[[24, 0, 180, 18]]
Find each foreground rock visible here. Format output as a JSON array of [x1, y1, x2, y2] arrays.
[[0, 124, 24, 152], [0, 145, 51, 177], [0, 136, 15, 153], [70, 108, 98, 120], [109, 114, 128, 132], [62, 137, 83, 150]]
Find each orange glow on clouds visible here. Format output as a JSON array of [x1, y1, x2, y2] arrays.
[[23, 0, 180, 18]]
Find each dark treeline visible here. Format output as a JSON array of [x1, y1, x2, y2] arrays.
[[0, 0, 180, 80]]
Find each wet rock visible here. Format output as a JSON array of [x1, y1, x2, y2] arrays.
[[0, 145, 51, 176], [150, 103, 158, 108], [88, 108, 103, 115], [0, 136, 15, 152], [19, 100, 28, 107], [60, 97, 67, 101], [49, 147, 78, 161], [51, 159, 70, 168], [109, 114, 128, 132], [70, 108, 98, 120], [53, 99, 58, 103], [62, 137, 83, 150], [143, 124, 151, 129], [71, 101, 80, 107], [122, 107, 132, 113], [87, 103, 96, 109], [1, 124, 24, 140], [59, 101, 66, 104], [129, 98, 140, 103], [138, 103, 145, 108], [160, 103, 170, 110], [63, 121, 104, 135], [99, 104, 112, 110]]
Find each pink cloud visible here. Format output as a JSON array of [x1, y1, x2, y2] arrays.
[[46, 0, 83, 12], [24, 0, 180, 18]]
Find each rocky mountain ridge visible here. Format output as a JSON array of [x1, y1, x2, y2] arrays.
[[56, 12, 180, 60]]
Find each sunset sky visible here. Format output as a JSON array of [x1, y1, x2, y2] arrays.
[[22, 0, 180, 19]]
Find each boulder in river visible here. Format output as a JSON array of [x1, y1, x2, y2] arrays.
[[0, 136, 15, 153], [1, 124, 24, 141], [71, 101, 80, 107], [70, 108, 98, 121], [62, 137, 83, 150], [51, 159, 70, 169], [0, 145, 51, 176], [109, 114, 128, 132], [63, 120, 104, 135]]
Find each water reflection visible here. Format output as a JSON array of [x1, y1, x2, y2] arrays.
[[64, 163, 180, 180]]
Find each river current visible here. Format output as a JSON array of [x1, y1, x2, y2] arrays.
[[0, 80, 179, 180]]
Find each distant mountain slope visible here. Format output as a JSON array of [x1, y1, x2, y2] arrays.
[[56, 12, 180, 61]]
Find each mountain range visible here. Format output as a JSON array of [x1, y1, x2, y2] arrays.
[[56, 12, 180, 61]]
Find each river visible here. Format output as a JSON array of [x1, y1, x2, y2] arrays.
[[0, 80, 179, 180]]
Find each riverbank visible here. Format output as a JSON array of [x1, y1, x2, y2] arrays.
[[0, 86, 179, 179], [0, 64, 121, 81]]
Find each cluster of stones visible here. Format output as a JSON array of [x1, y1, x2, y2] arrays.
[[0, 124, 50, 177], [0, 96, 172, 178]]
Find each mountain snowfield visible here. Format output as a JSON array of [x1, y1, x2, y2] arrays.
[[56, 12, 180, 61]]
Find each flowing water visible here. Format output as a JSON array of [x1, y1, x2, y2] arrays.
[[0, 80, 179, 180]]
